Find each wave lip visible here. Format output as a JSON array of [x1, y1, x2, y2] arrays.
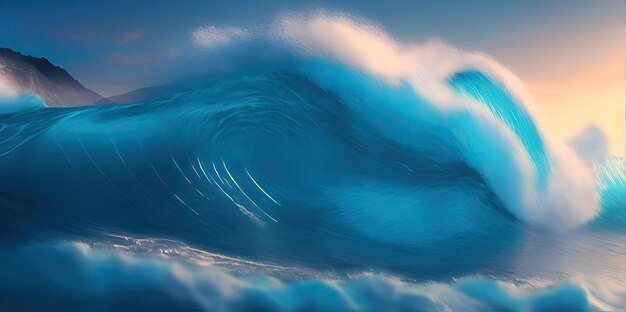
[[273, 13, 598, 229]]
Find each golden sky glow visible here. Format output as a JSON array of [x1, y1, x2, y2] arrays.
[[526, 52, 624, 156]]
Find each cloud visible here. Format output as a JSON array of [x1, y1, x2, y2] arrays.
[[191, 26, 249, 49], [568, 124, 610, 162], [115, 30, 144, 43]]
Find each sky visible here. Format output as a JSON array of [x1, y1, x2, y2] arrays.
[[0, 0, 623, 154]]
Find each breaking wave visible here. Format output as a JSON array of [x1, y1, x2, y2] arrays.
[[0, 13, 623, 311]]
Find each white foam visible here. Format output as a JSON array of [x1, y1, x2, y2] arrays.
[[270, 13, 598, 228]]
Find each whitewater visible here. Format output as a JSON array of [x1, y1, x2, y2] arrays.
[[0, 13, 624, 311]]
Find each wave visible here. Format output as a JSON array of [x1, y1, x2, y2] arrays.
[[0, 74, 45, 113], [278, 14, 600, 229], [1, 242, 624, 311], [0, 12, 623, 310]]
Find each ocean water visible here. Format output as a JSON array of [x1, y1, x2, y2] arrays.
[[0, 14, 624, 311]]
